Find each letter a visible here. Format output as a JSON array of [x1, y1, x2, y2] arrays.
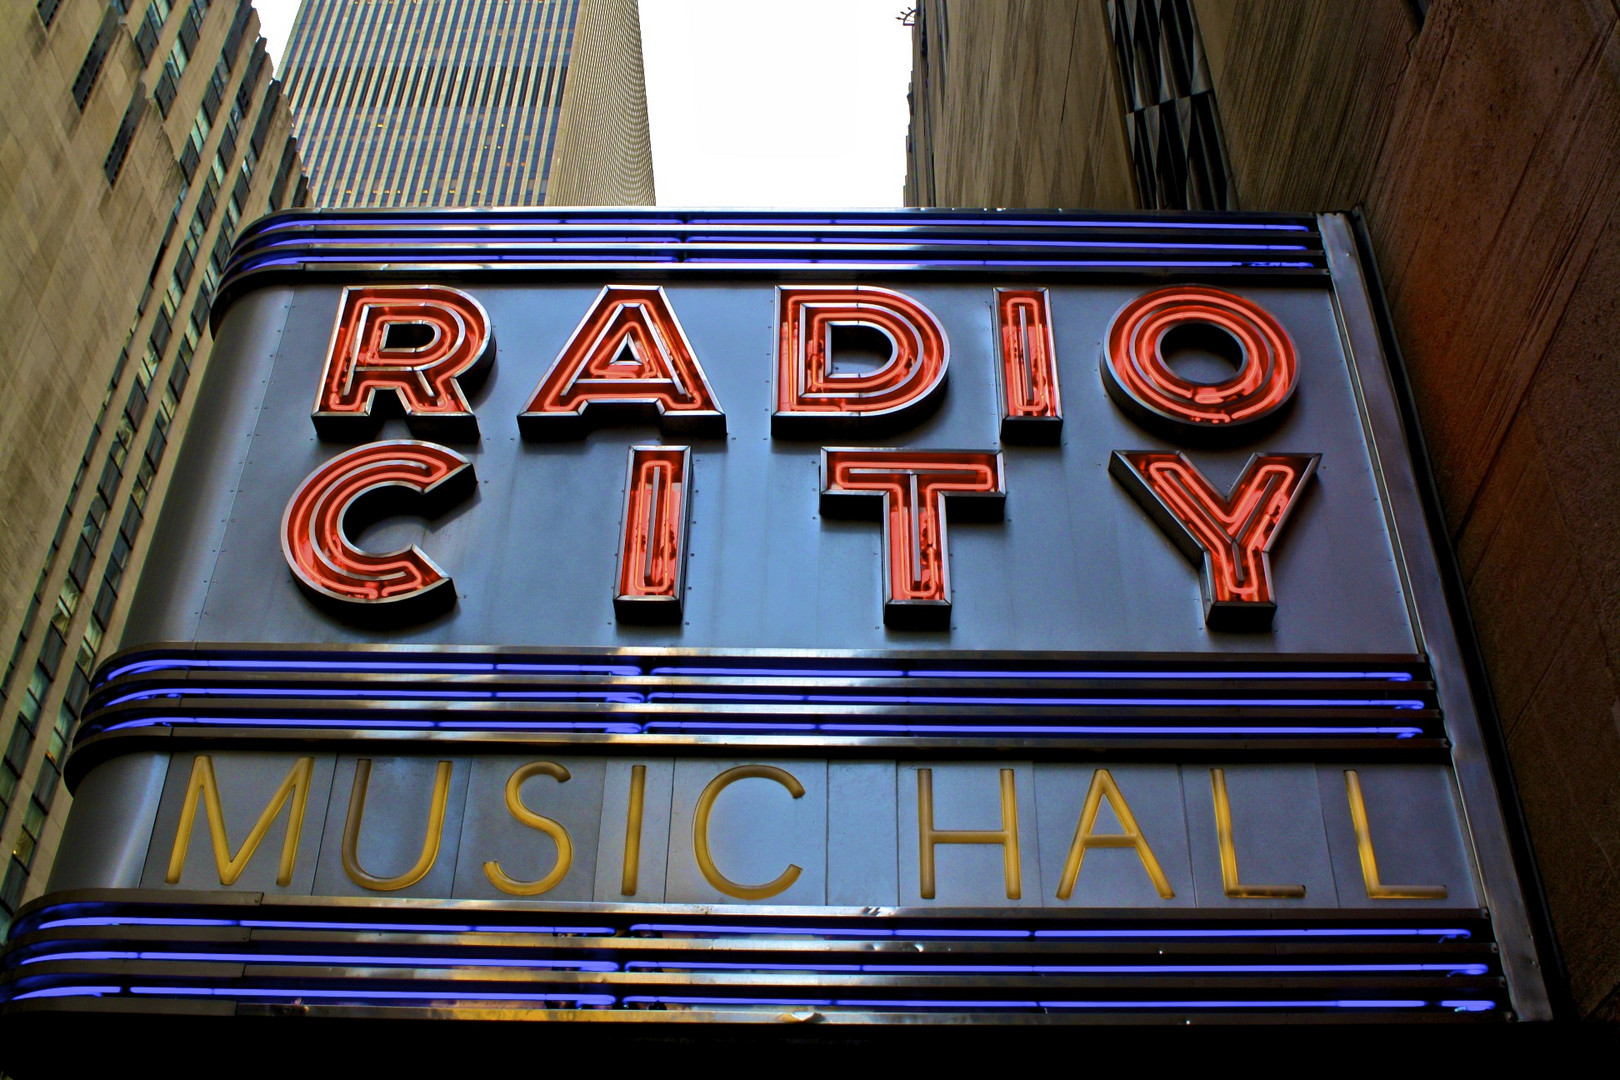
[[519, 285, 724, 437]]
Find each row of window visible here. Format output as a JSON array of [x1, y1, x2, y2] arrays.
[[154, 0, 214, 117], [71, 2, 128, 109], [0, 0, 284, 928]]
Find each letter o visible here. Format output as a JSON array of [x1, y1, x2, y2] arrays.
[[1102, 285, 1298, 428]]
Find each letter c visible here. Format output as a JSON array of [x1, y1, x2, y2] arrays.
[[692, 764, 806, 900], [280, 439, 474, 618]]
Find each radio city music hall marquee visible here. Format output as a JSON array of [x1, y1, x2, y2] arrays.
[[0, 211, 1551, 1032]]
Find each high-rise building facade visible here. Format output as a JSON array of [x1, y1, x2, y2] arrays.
[[906, 0, 1620, 1022], [280, 0, 654, 208], [0, 0, 305, 932]]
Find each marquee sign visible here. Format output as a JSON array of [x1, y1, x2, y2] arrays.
[[1, 211, 1550, 1031]]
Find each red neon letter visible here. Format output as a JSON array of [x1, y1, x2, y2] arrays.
[[1102, 286, 1297, 429], [313, 285, 492, 440], [774, 286, 949, 434], [995, 288, 1063, 442], [1109, 450, 1318, 629], [821, 449, 1004, 628], [615, 445, 692, 623], [281, 440, 474, 618], [519, 285, 724, 437]]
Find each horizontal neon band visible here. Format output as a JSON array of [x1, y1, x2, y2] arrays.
[[648, 692, 1424, 708], [621, 961, 1488, 975], [21, 950, 620, 972], [126, 986, 616, 1006]]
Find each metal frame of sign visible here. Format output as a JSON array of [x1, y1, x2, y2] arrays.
[[0, 210, 1555, 1035]]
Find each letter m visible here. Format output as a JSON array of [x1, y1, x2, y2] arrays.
[[166, 756, 315, 887]]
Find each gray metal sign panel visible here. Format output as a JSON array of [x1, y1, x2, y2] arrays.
[[132, 282, 1413, 654]]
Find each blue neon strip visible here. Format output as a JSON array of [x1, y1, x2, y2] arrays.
[[126, 986, 617, 1006], [627, 924, 1472, 940], [254, 234, 1311, 254], [100, 687, 648, 706], [621, 961, 1489, 976], [20, 950, 622, 972], [34, 915, 615, 935], [646, 723, 1423, 737], [237, 254, 1314, 273], [250, 215, 1313, 233], [1442, 1000, 1497, 1012], [91, 716, 646, 735], [89, 716, 1423, 739], [99, 657, 642, 681], [9, 985, 120, 1001], [648, 666, 1413, 681], [647, 691, 1425, 708], [614, 995, 1450, 1011]]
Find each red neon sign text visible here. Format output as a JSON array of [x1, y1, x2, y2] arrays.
[[313, 285, 492, 440], [821, 449, 1005, 628], [1102, 286, 1297, 429], [615, 445, 692, 622], [280, 440, 474, 617], [1109, 450, 1318, 629], [519, 285, 724, 436], [775, 286, 949, 433], [995, 288, 1063, 441]]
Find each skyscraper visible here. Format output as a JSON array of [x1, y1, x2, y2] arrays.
[[0, 0, 305, 931], [279, 0, 654, 208], [905, 0, 1620, 1021]]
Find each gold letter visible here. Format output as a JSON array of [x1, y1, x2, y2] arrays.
[[166, 755, 314, 887], [693, 764, 805, 900], [483, 762, 574, 896], [342, 759, 453, 891], [1345, 770, 1447, 899], [1211, 768, 1305, 898], [917, 767, 1021, 900], [621, 764, 647, 896], [1056, 769, 1173, 899]]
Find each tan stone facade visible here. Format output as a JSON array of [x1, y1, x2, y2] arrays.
[[906, 0, 1620, 1020], [0, 0, 304, 924]]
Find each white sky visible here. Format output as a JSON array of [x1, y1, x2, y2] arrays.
[[253, 0, 916, 207]]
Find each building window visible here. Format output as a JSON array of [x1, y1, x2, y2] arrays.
[[1107, 0, 1235, 211], [71, 4, 124, 109], [105, 92, 145, 185], [36, 0, 62, 29]]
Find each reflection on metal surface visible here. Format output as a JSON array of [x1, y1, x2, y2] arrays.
[[994, 289, 1062, 441], [1056, 769, 1174, 900], [341, 759, 453, 891], [518, 286, 724, 436], [279, 441, 474, 616], [0, 895, 1505, 1020], [313, 285, 493, 441], [1111, 451, 1318, 629], [821, 450, 1005, 628], [693, 766, 806, 901], [774, 286, 949, 432], [1211, 768, 1306, 899], [916, 767, 1021, 901], [1102, 285, 1298, 429], [1345, 770, 1448, 900], [165, 756, 314, 887], [484, 762, 574, 897], [614, 446, 691, 623]]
